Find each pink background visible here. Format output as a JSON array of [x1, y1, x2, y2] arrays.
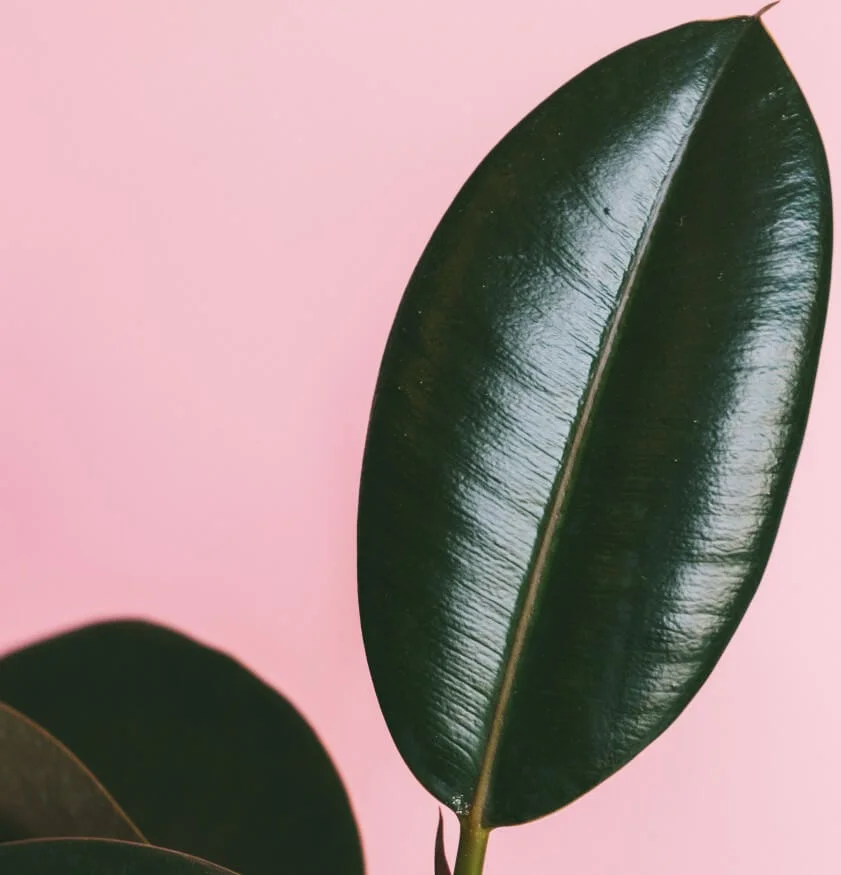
[[1, 2, 839, 873]]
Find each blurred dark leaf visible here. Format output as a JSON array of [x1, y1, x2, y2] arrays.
[[0, 621, 363, 875], [0, 838, 239, 874], [0, 702, 143, 843]]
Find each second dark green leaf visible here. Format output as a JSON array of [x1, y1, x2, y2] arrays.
[[0, 621, 363, 875]]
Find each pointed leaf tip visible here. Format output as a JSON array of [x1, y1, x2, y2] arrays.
[[434, 811, 452, 875], [755, 1, 781, 17]]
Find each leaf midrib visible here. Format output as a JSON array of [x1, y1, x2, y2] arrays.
[[465, 19, 755, 829]]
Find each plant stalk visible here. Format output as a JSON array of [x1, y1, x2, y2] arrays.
[[453, 819, 489, 875]]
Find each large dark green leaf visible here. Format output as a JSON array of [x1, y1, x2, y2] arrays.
[[0, 838, 238, 875], [358, 12, 831, 832], [0, 702, 143, 843], [0, 621, 363, 875]]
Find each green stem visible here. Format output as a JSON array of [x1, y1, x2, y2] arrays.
[[453, 819, 490, 875]]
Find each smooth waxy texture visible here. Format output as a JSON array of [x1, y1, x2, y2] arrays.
[[0, 839, 238, 875], [358, 13, 832, 830], [0, 703, 143, 843], [0, 622, 363, 875]]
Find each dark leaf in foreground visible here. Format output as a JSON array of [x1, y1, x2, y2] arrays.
[[0, 838, 239, 875], [0, 702, 143, 843], [0, 621, 363, 875]]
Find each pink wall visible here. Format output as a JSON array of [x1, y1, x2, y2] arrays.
[[1, 2, 839, 873]]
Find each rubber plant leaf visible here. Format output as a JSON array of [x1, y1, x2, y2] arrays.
[[0, 838, 240, 875], [357, 11, 832, 832], [0, 621, 363, 875], [0, 702, 143, 843]]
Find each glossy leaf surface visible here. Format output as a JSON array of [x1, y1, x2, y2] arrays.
[[0, 839, 237, 875], [358, 14, 832, 828], [0, 622, 363, 875], [0, 703, 143, 843]]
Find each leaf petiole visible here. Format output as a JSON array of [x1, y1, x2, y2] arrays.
[[453, 820, 489, 875]]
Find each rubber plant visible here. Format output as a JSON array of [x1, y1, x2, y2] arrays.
[[0, 5, 832, 875]]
